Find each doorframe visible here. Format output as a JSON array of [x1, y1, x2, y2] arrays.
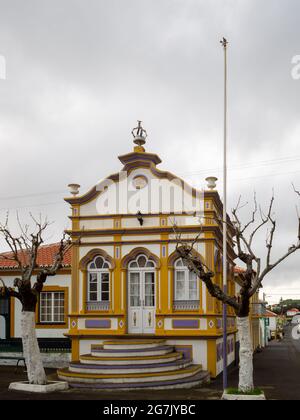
[[127, 268, 156, 334]]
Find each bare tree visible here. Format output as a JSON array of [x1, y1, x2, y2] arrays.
[[175, 194, 300, 393], [0, 214, 73, 385]]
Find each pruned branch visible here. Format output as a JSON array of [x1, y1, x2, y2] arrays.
[[0, 277, 22, 301], [174, 191, 300, 317], [0, 213, 75, 310], [33, 235, 72, 293], [292, 183, 300, 197]]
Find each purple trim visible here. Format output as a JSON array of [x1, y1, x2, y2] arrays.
[[67, 370, 209, 390], [174, 346, 192, 361], [85, 319, 111, 329], [172, 319, 199, 329], [92, 345, 173, 353], [70, 359, 191, 370]]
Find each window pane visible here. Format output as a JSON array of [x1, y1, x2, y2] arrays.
[[175, 271, 185, 300], [95, 256, 103, 268], [189, 290, 197, 300], [130, 273, 140, 307], [100, 273, 110, 301], [89, 283, 97, 292], [137, 256, 146, 267], [189, 271, 198, 300], [145, 272, 155, 306], [89, 273, 98, 301], [176, 271, 185, 281], [40, 291, 64, 323], [146, 261, 155, 268], [131, 296, 140, 306], [175, 259, 183, 267], [175, 281, 185, 300], [189, 281, 197, 290], [102, 282, 109, 292], [89, 292, 97, 301], [89, 273, 97, 282], [101, 292, 109, 301], [129, 261, 138, 268], [145, 296, 154, 306], [101, 273, 109, 282]]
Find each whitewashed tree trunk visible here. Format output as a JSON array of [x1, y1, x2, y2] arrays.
[[21, 311, 47, 385], [237, 316, 254, 393]]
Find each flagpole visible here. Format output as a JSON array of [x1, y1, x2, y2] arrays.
[[220, 37, 228, 391]]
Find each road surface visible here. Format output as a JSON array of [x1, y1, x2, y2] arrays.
[[1, 326, 300, 400]]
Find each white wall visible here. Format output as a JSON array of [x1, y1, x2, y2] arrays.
[[79, 168, 204, 217], [269, 317, 277, 332]]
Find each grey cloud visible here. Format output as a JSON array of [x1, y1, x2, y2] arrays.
[[0, 0, 299, 300]]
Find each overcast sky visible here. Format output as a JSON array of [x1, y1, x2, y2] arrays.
[[0, 0, 299, 303]]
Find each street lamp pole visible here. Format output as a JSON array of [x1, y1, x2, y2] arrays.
[[220, 37, 228, 391]]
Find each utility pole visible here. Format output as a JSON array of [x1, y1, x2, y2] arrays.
[[220, 37, 228, 391]]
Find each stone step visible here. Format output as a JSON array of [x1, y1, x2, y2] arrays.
[[69, 359, 193, 375], [57, 365, 203, 384], [102, 339, 165, 350], [91, 345, 174, 358], [63, 370, 210, 391], [80, 351, 182, 365]]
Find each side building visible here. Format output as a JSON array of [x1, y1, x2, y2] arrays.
[[0, 244, 71, 364]]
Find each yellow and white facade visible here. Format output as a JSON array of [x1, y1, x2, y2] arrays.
[[64, 128, 238, 378]]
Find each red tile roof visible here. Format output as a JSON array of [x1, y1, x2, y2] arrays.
[[0, 243, 71, 270]]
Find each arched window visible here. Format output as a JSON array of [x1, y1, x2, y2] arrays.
[[87, 256, 110, 304], [128, 254, 155, 269], [174, 258, 199, 302]]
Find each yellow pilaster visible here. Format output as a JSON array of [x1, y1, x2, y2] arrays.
[[160, 235, 169, 314], [71, 243, 80, 313], [207, 340, 217, 378], [71, 337, 80, 362], [113, 234, 122, 314]]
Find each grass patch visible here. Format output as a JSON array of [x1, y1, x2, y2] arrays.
[[226, 388, 263, 396]]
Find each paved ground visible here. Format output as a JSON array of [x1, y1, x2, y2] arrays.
[[211, 325, 300, 400], [1, 327, 299, 400]]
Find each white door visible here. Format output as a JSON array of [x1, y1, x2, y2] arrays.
[[128, 270, 156, 334]]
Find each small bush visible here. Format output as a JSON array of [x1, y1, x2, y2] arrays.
[[226, 388, 263, 396]]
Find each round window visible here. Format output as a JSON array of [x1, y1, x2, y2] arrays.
[[132, 175, 148, 190]]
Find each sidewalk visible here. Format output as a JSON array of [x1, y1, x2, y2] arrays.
[[212, 328, 300, 400], [0, 331, 299, 400], [0, 365, 222, 400]]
